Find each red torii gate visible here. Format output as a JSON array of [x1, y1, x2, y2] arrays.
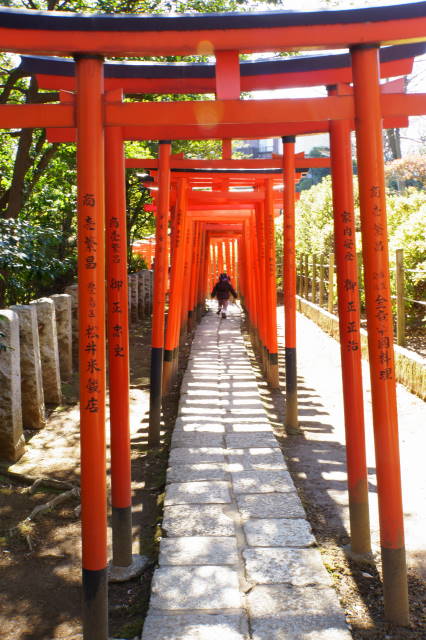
[[1, 4, 426, 638]]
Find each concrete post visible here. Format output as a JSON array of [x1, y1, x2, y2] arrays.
[[51, 294, 73, 381], [0, 310, 25, 462], [10, 304, 46, 430], [65, 284, 79, 368], [137, 271, 145, 320], [128, 275, 132, 324], [142, 271, 149, 314], [30, 297, 62, 405], [147, 270, 154, 313], [130, 273, 139, 325]]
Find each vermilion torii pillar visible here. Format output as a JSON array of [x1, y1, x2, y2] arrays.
[[328, 84, 371, 558], [163, 178, 188, 393], [264, 179, 279, 388], [351, 44, 408, 625], [104, 91, 136, 573], [75, 55, 108, 640], [149, 141, 171, 447], [282, 136, 298, 432], [254, 204, 266, 360]]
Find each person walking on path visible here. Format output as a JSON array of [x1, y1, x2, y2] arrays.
[[211, 273, 237, 319]]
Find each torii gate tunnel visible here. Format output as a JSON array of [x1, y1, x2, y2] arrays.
[[1, 3, 426, 638]]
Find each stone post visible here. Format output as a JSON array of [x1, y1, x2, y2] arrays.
[[141, 271, 148, 314], [10, 304, 46, 430], [30, 297, 62, 405], [65, 284, 79, 368], [146, 270, 153, 314], [130, 273, 139, 325], [0, 310, 25, 462], [137, 271, 145, 320], [128, 275, 132, 324], [51, 294, 73, 381]]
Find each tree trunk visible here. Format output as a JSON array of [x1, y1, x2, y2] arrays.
[[386, 128, 402, 160], [4, 128, 34, 218], [3, 78, 39, 219]]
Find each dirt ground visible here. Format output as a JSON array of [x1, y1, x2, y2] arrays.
[[0, 317, 191, 640], [0, 307, 425, 639]]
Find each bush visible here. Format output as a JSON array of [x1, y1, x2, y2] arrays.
[[387, 192, 426, 321], [128, 254, 148, 273], [0, 218, 76, 307], [277, 176, 426, 327]]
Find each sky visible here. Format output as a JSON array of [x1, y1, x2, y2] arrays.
[[250, 0, 426, 155]]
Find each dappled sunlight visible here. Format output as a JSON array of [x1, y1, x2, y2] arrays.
[[176, 422, 224, 433]]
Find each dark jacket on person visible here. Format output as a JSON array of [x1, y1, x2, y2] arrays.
[[211, 279, 237, 301]]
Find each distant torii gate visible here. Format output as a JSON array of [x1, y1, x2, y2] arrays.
[[1, 4, 426, 638]]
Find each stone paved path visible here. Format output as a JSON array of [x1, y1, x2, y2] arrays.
[[142, 302, 352, 640]]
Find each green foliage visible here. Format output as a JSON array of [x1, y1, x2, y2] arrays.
[[0, 218, 76, 307], [282, 174, 426, 326], [128, 253, 149, 273], [0, 0, 287, 305], [294, 175, 338, 255], [387, 189, 426, 316]]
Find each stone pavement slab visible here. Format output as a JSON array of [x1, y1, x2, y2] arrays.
[[173, 420, 225, 433], [225, 433, 279, 449], [142, 304, 351, 640], [164, 480, 231, 505], [225, 422, 272, 432], [159, 536, 238, 565], [142, 613, 249, 640], [236, 493, 306, 519], [227, 448, 287, 470], [167, 462, 228, 483], [168, 447, 226, 464], [243, 518, 315, 548], [230, 469, 295, 494], [171, 432, 224, 448], [243, 548, 333, 586], [149, 565, 242, 610], [162, 504, 236, 537], [248, 585, 352, 640]]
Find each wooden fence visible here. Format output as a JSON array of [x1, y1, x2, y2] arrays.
[[285, 249, 426, 347]]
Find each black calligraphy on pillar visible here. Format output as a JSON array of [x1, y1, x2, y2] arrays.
[[370, 187, 394, 382], [85, 396, 99, 413], [83, 193, 95, 207], [340, 210, 360, 354], [82, 189, 101, 414], [108, 213, 126, 360]]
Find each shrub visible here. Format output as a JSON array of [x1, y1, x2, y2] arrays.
[[0, 218, 76, 307]]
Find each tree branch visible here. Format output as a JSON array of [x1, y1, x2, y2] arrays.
[[0, 67, 26, 105], [22, 0, 39, 10], [26, 143, 60, 202], [33, 92, 60, 103]]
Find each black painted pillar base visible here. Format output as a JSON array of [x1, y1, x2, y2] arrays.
[[172, 346, 180, 381], [162, 348, 173, 396], [187, 309, 193, 331], [382, 546, 409, 626], [268, 351, 279, 388], [82, 567, 108, 640], [285, 347, 298, 432], [149, 346, 163, 447], [112, 505, 133, 567]]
